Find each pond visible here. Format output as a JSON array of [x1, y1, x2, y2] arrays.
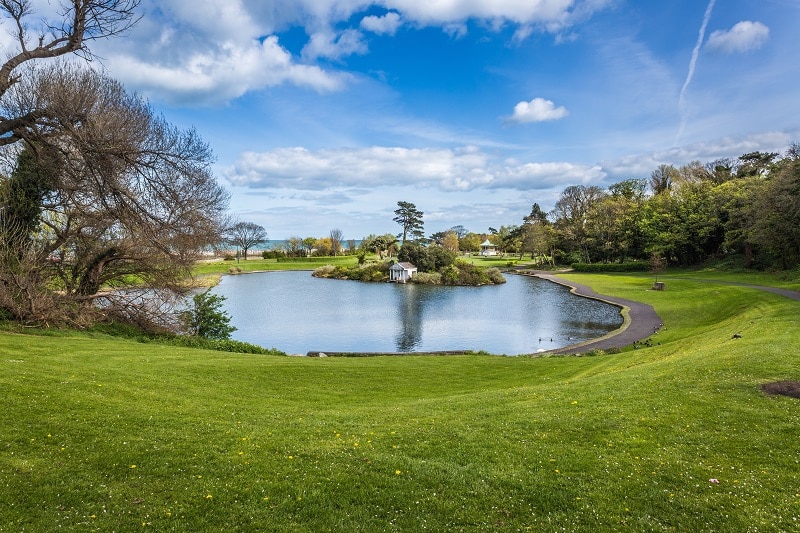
[[211, 271, 623, 355]]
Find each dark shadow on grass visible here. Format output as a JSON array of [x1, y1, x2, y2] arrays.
[[761, 381, 800, 399]]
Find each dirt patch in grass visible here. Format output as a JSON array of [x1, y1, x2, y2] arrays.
[[761, 381, 800, 399]]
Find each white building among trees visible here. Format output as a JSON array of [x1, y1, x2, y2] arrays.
[[389, 262, 417, 282], [480, 240, 498, 256]]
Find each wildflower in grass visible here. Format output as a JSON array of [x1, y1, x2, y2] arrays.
[[395, 470, 402, 475], [205, 494, 213, 499], [130, 465, 136, 469], [571, 401, 578, 405], [709, 478, 719, 484], [288, 455, 294, 460]]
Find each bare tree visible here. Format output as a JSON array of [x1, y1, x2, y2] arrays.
[[649, 164, 679, 195], [226, 221, 267, 260], [0, 66, 228, 326], [0, 0, 141, 146], [329, 228, 343, 256]]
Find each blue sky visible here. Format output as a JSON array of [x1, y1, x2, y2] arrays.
[[19, 0, 800, 240]]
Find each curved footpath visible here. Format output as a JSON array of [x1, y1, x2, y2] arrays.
[[518, 271, 800, 355]]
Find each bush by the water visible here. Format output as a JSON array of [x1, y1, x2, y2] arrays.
[[313, 262, 389, 282], [437, 262, 505, 286], [571, 262, 649, 272]]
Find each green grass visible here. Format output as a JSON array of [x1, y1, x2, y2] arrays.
[[1, 273, 799, 531], [192, 256, 359, 277]]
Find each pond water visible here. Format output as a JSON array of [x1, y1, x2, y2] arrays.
[[211, 271, 623, 355]]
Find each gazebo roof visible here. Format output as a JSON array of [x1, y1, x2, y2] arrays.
[[481, 240, 495, 247]]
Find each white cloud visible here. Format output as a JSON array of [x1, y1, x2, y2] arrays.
[[71, 0, 613, 103], [509, 98, 569, 123], [384, 0, 574, 26], [302, 29, 368, 60], [225, 145, 610, 193], [601, 131, 793, 178], [706, 21, 770, 54], [101, 36, 345, 104], [497, 162, 606, 189], [226, 146, 494, 191], [361, 12, 403, 35]]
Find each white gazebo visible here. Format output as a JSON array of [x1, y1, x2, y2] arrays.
[[480, 239, 498, 256], [389, 262, 417, 283]]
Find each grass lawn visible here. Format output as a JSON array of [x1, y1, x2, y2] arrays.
[[1, 272, 799, 531], [193, 256, 360, 276]]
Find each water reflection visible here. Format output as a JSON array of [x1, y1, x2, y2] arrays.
[[212, 271, 622, 355], [393, 283, 457, 351]]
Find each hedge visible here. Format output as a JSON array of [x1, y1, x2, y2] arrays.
[[570, 262, 650, 272]]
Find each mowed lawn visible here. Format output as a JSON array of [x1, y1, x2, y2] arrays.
[[1, 274, 799, 531]]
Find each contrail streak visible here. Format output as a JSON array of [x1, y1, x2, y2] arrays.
[[675, 0, 716, 145]]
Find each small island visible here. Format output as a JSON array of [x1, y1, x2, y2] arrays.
[[312, 237, 506, 286], [313, 259, 505, 286]]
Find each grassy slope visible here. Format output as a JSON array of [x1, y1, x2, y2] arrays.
[[1, 273, 799, 531]]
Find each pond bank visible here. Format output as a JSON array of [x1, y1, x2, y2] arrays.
[[513, 270, 663, 354]]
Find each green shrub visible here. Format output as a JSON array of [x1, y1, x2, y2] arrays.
[[161, 335, 284, 355], [180, 290, 236, 340], [571, 262, 649, 272], [312, 263, 389, 282], [485, 268, 506, 284]]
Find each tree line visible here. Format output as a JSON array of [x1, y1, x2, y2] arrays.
[[508, 148, 800, 270], [385, 149, 799, 272]]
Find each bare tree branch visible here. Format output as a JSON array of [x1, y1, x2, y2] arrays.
[[0, 0, 140, 138]]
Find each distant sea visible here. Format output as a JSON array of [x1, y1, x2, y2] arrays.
[[254, 239, 363, 251]]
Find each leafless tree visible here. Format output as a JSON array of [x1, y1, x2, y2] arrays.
[[226, 221, 267, 260], [0, 0, 141, 146], [0, 65, 228, 326], [329, 228, 343, 256], [649, 164, 679, 195]]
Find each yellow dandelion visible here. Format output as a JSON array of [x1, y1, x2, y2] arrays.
[[205, 494, 213, 499], [395, 470, 402, 475], [130, 465, 137, 469], [288, 455, 294, 460]]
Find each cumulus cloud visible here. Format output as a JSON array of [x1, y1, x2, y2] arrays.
[[302, 29, 368, 60], [706, 21, 770, 53], [226, 146, 493, 191], [497, 162, 606, 189], [103, 36, 345, 104], [509, 98, 569, 123], [79, 0, 612, 103], [225, 145, 610, 192], [384, 0, 574, 26], [601, 131, 792, 178], [361, 12, 403, 35]]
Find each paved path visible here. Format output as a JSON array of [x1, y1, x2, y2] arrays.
[[517, 271, 800, 355]]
